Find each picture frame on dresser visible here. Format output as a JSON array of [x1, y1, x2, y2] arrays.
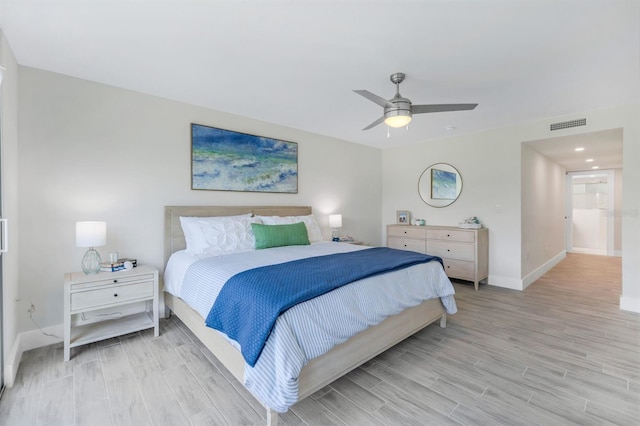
[[396, 210, 410, 225]]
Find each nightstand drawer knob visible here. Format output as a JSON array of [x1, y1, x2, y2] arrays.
[[114, 293, 118, 297], [113, 279, 118, 283]]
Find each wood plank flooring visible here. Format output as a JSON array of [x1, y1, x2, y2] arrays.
[[1, 253, 638, 425]]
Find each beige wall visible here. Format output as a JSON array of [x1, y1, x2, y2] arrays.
[[17, 66, 383, 332]]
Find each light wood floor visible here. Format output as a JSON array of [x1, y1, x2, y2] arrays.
[[1, 253, 638, 425]]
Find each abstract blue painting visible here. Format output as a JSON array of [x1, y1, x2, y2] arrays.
[[431, 168, 457, 199], [191, 124, 298, 193]]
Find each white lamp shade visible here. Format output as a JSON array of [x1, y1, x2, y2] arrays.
[[384, 114, 412, 128], [329, 214, 342, 228], [76, 221, 107, 247]]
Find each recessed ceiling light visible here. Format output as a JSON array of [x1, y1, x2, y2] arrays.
[[586, 158, 594, 162], [592, 166, 599, 169], [575, 147, 585, 151], [445, 126, 457, 131]]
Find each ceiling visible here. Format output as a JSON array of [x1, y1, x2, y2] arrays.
[[1, 0, 638, 154], [525, 128, 623, 172]]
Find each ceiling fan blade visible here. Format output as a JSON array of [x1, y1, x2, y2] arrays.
[[354, 90, 395, 108], [362, 116, 385, 130], [412, 103, 478, 114]]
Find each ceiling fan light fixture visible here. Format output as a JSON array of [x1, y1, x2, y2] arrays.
[[384, 111, 412, 128]]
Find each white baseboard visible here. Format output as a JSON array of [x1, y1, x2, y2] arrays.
[[4, 324, 63, 388], [620, 295, 640, 313], [521, 251, 567, 290], [487, 275, 523, 291]]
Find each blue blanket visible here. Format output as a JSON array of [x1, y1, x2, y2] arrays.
[[205, 247, 443, 367]]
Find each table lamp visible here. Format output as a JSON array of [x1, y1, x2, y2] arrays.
[[76, 221, 106, 274], [329, 214, 342, 242]]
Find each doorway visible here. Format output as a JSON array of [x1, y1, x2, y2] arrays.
[[566, 170, 614, 256]]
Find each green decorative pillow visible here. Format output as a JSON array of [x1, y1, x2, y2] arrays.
[[251, 222, 310, 250]]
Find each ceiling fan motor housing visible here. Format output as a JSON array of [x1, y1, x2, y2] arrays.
[[384, 97, 412, 120]]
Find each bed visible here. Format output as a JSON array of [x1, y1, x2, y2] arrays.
[[163, 205, 456, 425]]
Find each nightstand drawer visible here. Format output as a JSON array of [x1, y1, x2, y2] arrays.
[[70, 273, 155, 290], [71, 281, 154, 311]]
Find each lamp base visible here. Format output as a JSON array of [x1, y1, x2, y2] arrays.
[[332, 229, 340, 242], [81, 248, 102, 274]]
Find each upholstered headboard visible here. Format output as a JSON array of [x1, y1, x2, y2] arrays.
[[164, 205, 312, 266]]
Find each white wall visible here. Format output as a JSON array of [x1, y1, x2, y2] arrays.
[[382, 126, 523, 289], [1, 31, 20, 385], [521, 145, 566, 286], [619, 106, 640, 311], [382, 104, 640, 302], [17, 66, 382, 334], [614, 168, 623, 255]]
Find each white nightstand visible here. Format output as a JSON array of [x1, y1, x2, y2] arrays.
[[63, 265, 159, 361]]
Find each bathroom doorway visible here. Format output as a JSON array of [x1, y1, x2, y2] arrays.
[[566, 170, 614, 256]]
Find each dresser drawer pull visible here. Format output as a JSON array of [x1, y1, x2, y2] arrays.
[[113, 279, 118, 283], [114, 293, 118, 297]]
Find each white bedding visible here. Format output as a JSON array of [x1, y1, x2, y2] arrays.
[[164, 242, 457, 412]]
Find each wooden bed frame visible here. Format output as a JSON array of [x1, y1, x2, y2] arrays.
[[163, 205, 447, 425]]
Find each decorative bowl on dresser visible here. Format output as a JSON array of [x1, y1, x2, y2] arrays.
[[387, 225, 488, 290]]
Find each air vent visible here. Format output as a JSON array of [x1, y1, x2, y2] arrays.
[[550, 118, 586, 131]]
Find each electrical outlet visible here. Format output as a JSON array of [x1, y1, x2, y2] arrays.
[[27, 304, 36, 314]]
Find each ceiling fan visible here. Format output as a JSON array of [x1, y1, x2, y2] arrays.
[[354, 72, 478, 130]]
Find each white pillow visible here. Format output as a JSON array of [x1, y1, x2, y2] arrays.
[[256, 215, 322, 242], [179, 214, 260, 255]]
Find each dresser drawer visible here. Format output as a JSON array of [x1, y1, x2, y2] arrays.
[[388, 226, 427, 239], [388, 236, 427, 254], [426, 229, 475, 243], [427, 240, 475, 261], [442, 258, 475, 280], [71, 281, 154, 311]]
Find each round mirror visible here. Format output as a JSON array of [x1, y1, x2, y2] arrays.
[[418, 163, 463, 208]]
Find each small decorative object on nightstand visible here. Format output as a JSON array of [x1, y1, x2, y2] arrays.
[[63, 264, 159, 361]]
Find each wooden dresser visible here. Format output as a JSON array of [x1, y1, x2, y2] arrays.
[[387, 225, 488, 290]]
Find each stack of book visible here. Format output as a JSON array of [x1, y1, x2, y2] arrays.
[[100, 258, 138, 272]]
